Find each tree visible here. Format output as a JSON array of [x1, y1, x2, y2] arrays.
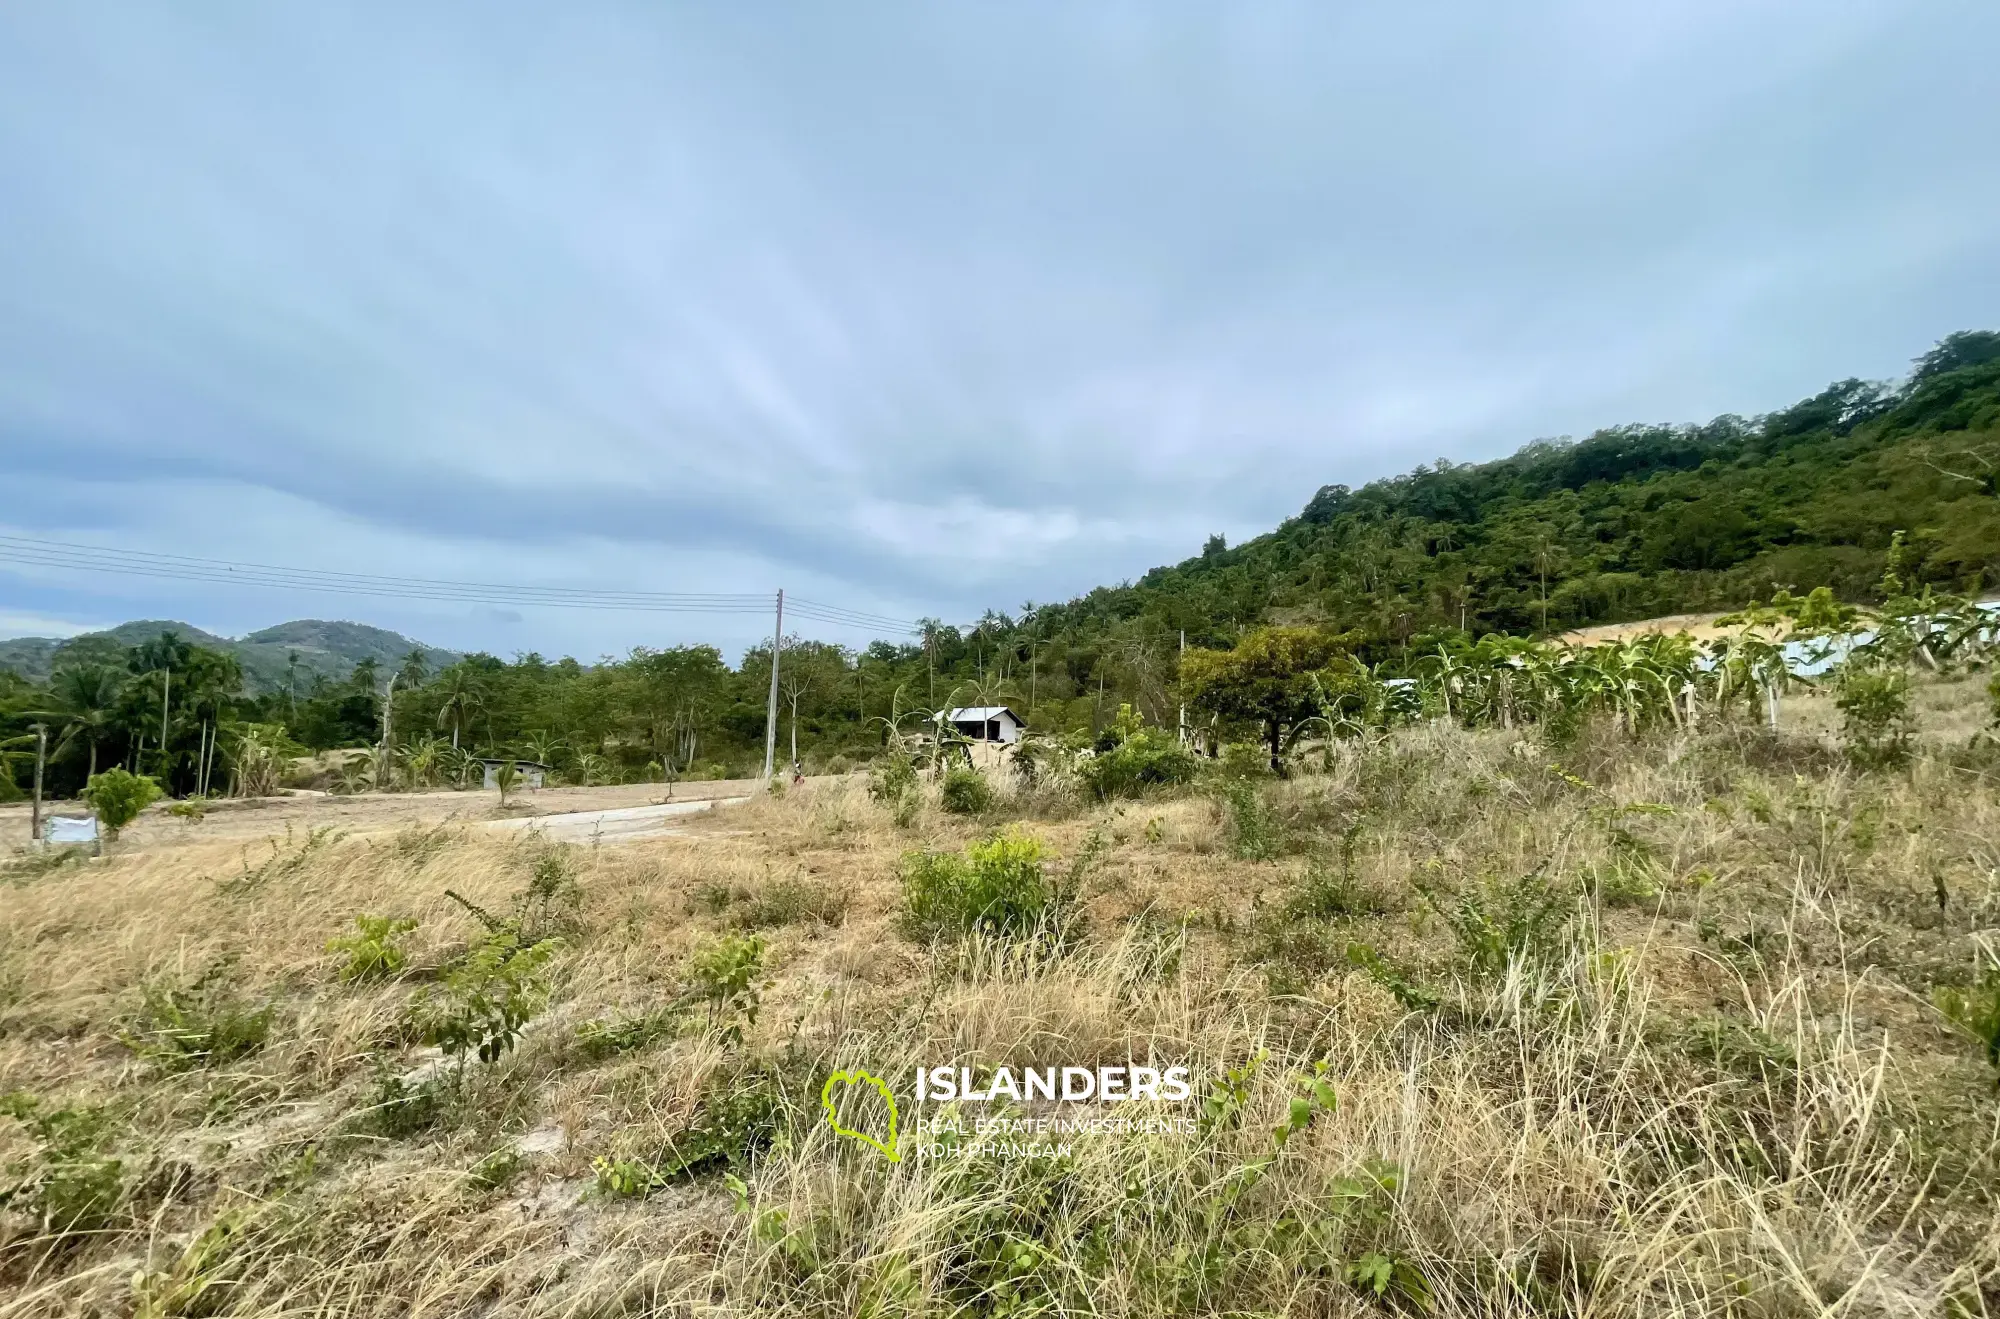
[[434, 665, 487, 750], [1913, 330, 2000, 383], [35, 664, 123, 779], [84, 768, 162, 841], [1181, 626, 1354, 774]]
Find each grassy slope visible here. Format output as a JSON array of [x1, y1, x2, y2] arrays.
[[2, 676, 1997, 1314]]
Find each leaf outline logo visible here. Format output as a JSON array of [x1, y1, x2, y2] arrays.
[[820, 1068, 901, 1162]]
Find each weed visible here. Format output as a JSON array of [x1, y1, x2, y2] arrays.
[[688, 933, 767, 1043], [940, 766, 994, 815], [1220, 778, 1280, 860], [165, 799, 208, 825], [596, 1069, 786, 1191], [1935, 951, 2000, 1081], [415, 913, 561, 1067], [358, 1062, 449, 1138], [1837, 663, 1915, 767], [1423, 871, 1573, 978], [123, 961, 274, 1070], [392, 820, 462, 867], [218, 825, 341, 896], [466, 1147, 522, 1190], [902, 830, 1053, 939], [132, 1209, 252, 1317], [0, 1092, 125, 1240], [734, 877, 849, 929], [2, 844, 88, 883], [326, 914, 419, 982], [576, 1007, 685, 1060], [868, 754, 918, 805]]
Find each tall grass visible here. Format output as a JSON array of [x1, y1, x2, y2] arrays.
[[1, 685, 1996, 1315]]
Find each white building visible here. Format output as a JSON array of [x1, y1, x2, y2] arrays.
[[947, 706, 1026, 744]]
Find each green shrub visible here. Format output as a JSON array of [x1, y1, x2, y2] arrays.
[[939, 766, 993, 815], [1936, 955, 2000, 1081], [84, 768, 162, 838], [415, 919, 561, 1067], [123, 962, 274, 1070], [901, 830, 1051, 938], [0, 1093, 125, 1239], [688, 933, 766, 1043], [1424, 873, 1573, 979], [1220, 779, 1280, 860], [1080, 706, 1199, 800], [1835, 663, 1913, 767], [868, 754, 918, 804], [1988, 670, 2000, 729], [592, 1069, 785, 1193], [327, 914, 419, 982]]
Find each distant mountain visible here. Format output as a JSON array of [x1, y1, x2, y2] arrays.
[[0, 619, 460, 694]]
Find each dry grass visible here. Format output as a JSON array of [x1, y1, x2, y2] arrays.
[[3, 684, 1999, 1316]]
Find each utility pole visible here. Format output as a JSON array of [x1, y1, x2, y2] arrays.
[[761, 589, 784, 782], [1178, 630, 1187, 746], [29, 723, 46, 846]]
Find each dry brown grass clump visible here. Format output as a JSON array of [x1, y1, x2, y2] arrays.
[[2, 684, 1998, 1316]]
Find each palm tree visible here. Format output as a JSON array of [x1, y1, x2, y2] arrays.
[[33, 664, 123, 779], [434, 666, 486, 750]]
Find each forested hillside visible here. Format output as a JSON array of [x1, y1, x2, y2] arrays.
[[1034, 329, 2000, 650]]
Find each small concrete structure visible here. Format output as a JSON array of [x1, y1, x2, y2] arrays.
[[947, 706, 1026, 745], [480, 759, 549, 790]]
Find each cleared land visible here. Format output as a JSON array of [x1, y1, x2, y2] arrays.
[[3, 677, 1999, 1315]]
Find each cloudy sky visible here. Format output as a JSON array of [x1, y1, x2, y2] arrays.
[[2, 2, 1996, 661]]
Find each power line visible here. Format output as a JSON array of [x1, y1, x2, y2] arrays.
[[0, 534, 942, 635]]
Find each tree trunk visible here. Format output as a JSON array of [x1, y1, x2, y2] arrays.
[[1267, 718, 1286, 777]]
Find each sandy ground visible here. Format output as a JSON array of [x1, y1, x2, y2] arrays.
[[0, 776, 773, 852]]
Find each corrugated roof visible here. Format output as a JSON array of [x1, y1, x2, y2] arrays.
[[947, 706, 1021, 721]]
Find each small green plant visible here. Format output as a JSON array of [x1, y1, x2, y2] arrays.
[[516, 843, 585, 939], [593, 1069, 786, 1194], [0, 1093, 125, 1240], [940, 766, 994, 815], [493, 758, 520, 805], [576, 1007, 684, 1061], [901, 830, 1052, 939], [123, 962, 274, 1070], [359, 1062, 449, 1138], [166, 799, 208, 825], [466, 1147, 522, 1190], [84, 768, 162, 840], [869, 754, 918, 805], [132, 1209, 252, 1318], [416, 904, 561, 1067], [326, 914, 419, 982], [1935, 952, 2000, 1082], [688, 932, 766, 1043], [1836, 663, 1914, 767], [1220, 778, 1279, 860], [1423, 872, 1573, 978]]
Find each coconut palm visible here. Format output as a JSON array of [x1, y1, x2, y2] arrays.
[[434, 666, 486, 750], [33, 664, 123, 778]]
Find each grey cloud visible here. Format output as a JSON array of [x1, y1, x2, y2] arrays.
[[1, 1, 1996, 654]]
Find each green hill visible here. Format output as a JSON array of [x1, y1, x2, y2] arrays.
[[1034, 330, 2000, 650], [0, 618, 459, 693]]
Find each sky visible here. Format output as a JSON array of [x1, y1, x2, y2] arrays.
[[2, 2, 1997, 662]]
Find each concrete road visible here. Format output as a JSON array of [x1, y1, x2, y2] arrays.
[[486, 795, 751, 843]]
